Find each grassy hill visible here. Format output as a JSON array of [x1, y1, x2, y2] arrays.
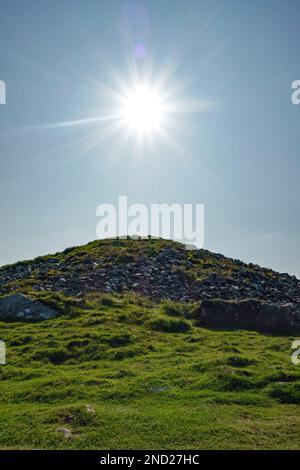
[[0, 238, 299, 449]]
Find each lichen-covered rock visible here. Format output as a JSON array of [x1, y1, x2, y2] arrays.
[[194, 299, 300, 334], [0, 293, 57, 321]]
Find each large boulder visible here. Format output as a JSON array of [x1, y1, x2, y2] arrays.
[[0, 293, 57, 321], [194, 299, 300, 334]]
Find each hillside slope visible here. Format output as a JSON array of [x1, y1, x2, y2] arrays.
[[0, 238, 300, 449]]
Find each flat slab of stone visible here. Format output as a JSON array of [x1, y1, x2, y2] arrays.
[[0, 293, 57, 321], [195, 299, 300, 334]]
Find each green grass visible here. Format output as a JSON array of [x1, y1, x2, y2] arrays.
[[0, 291, 300, 449]]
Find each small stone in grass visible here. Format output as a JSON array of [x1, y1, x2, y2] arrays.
[[56, 427, 72, 438], [86, 404, 96, 413]]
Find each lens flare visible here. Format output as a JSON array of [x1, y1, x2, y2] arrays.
[[120, 84, 166, 136]]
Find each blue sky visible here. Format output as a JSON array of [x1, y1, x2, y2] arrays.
[[0, 0, 300, 276]]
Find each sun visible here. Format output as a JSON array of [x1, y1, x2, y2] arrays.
[[120, 84, 166, 137]]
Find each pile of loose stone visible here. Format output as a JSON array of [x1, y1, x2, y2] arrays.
[[0, 242, 299, 308]]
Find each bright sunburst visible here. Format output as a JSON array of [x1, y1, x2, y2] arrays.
[[119, 84, 166, 137]]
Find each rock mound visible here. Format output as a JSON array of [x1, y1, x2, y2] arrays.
[[195, 299, 300, 334], [1, 239, 299, 308], [0, 293, 57, 321], [0, 239, 299, 333]]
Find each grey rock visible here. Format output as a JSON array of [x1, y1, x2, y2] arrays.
[[0, 294, 57, 321], [194, 299, 300, 334]]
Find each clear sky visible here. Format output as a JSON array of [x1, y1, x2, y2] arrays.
[[0, 0, 299, 276]]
